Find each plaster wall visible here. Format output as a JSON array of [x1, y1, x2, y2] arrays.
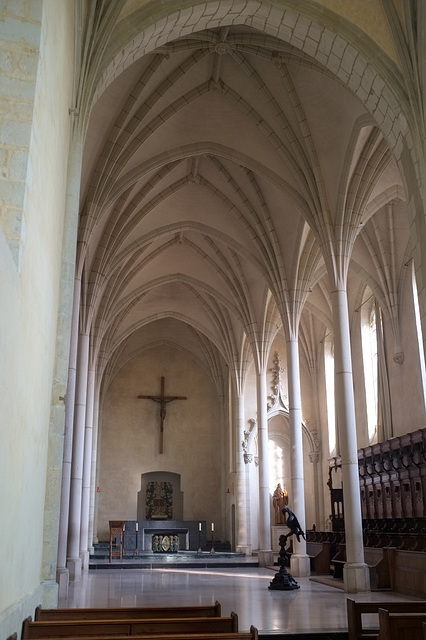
[[96, 345, 224, 541], [0, 0, 74, 636]]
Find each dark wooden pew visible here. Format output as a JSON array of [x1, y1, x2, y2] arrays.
[[347, 598, 426, 640], [332, 545, 390, 588], [22, 614, 238, 639], [306, 541, 331, 574], [331, 543, 346, 579], [24, 632, 258, 640], [35, 603, 222, 621], [378, 608, 426, 640], [363, 548, 390, 589]]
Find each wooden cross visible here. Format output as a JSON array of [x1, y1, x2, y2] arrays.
[[138, 376, 187, 454]]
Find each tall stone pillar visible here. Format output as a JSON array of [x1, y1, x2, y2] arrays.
[[257, 370, 273, 566], [332, 286, 370, 592], [67, 332, 90, 581], [235, 394, 251, 555], [80, 363, 95, 569], [287, 338, 310, 577], [56, 276, 81, 596], [88, 390, 100, 551], [309, 449, 325, 531]]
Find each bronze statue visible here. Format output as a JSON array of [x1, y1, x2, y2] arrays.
[[268, 532, 300, 590], [282, 506, 306, 543]]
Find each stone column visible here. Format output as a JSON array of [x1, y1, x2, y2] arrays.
[[67, 332, 90, 581], [56, 275, 81, 596], [287, 338, 310, 577], [332, 286, 370, 592], [257, 370, 273, 566], [235, 394, 251, 555], [79, 363, 95, 569], [309, 449, 325, 531], [88, 388, 100, 551]]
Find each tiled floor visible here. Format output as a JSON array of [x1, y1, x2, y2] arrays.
[[58, 560, 421, 635]]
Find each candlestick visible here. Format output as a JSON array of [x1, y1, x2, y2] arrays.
[[197, 523, 202, 553], [134, 521, 139, 555]]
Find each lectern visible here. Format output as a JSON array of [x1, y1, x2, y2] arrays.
[[109, 520, 125, 562]]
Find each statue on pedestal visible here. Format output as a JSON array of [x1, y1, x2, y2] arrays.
[[272, 483, 288, 524]]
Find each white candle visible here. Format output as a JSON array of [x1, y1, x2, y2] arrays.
[[198, 522, 202, 531], [135, 522, 138, 532], [211, 522, 214, 531]]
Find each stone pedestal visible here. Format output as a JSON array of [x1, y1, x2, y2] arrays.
[[80, 549, 90, 571], [290, 553, 311, 577], [56, 567, 69, 599], [257, 549, 274, 566], [67, 556, 82, 581], [236, 545, 252, 556], [344, 562, 370, 593]]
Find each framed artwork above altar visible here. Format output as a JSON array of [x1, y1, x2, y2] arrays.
[[146, 481, 172, 519], [138, 471, 183, 520]]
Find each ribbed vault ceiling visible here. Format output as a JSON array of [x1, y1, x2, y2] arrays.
[[77, 10, 408, 395]]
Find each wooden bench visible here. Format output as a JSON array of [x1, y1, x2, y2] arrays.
[[34, 602, 222, 621], [306, 541, 331, 574], [332, 545, 390, 588], [331, 543, 346, 579], [378, 609, 426, 640], [25, 632, 259, 640], [347, 598, 426, 640], [22, 614, 238, 638], [363, 548, 391, 589]]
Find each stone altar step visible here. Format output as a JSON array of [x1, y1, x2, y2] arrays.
[[90, 544, 258, 569], [92, 539, 232, 557]]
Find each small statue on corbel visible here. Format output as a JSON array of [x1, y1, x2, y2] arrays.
[[242, 430, 252, 464]]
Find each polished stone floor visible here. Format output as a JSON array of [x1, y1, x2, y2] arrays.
[[58, 562, 421, 636]]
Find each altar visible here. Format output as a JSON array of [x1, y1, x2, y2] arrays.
[[121, 520, 206, 553]]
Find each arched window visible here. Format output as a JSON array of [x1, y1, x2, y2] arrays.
[[361, 289, 378, 443], [324, 335, 336, 456], [412, 263, 426, 410], [268, 439, 285, 490]]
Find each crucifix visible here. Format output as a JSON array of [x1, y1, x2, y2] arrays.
[[138, 376, 187, 454]]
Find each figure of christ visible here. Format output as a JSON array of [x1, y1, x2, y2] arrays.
[[138, 376, 187, 453], [272, 483, 288, 524]]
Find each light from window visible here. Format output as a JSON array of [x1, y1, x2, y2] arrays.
[[412, 264, 426, 410], [268, 439, 284, 492], [361, 291, 378, 443], [324, 338, 336, 456]]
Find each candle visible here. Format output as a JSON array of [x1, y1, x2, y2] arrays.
[[211, 522, 214, 531], [198, 522, 202, 531], [123, 524, 125, 531], [135, 522, 138, 532]]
